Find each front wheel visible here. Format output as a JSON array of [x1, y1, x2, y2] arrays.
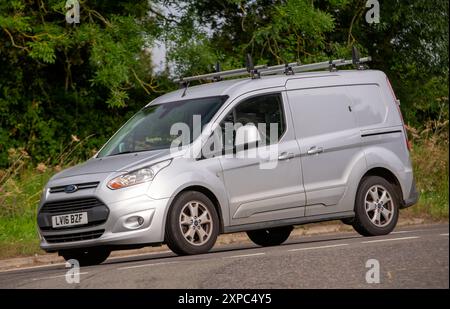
[[246, 226, 293, 247], [59, 248, 110, 266], [352, 176, 400, 236], [165, 191, 220, 255]]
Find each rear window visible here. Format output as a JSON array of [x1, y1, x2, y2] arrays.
[[346, 84, 387, 127], [287, 87, 356, 138]]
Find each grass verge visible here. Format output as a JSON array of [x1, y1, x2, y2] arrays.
[[404, 140, 449, 219]]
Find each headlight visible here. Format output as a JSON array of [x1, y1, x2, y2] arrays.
[[107, 159, 172, 190]]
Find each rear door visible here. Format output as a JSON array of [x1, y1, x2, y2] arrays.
[[286, 86, 362, 216]]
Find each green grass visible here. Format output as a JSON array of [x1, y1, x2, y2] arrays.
[[0, 216, 42, 257], [0, 169, 53, 258], [0, 143, 448, 259], [404, 141, 449, 219]]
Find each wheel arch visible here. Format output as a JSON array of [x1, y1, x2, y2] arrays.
[[165, 185, 225, 235], [359, 167, 404, 203]]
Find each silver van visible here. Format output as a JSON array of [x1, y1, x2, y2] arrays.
[[37, 58, 418, 265]]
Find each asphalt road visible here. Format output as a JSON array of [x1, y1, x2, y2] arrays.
[[0, 224, 448, 289]]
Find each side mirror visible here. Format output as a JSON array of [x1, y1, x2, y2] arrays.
[[235, 124, 261, 147], [118, 142, 125, 153]]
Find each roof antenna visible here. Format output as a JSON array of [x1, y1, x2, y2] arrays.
[[246, 53, 260, 79], [213, 62, 222, 82], [328, 60, 337, 72], [352, 46, 365, 70], [181, 81, 189, 97]]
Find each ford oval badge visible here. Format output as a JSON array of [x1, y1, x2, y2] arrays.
[[64, 184, 78, 193]]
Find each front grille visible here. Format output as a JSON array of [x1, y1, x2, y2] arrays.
[[38, 197, 109, 232], [40, 197, 105, 214], [44, 229, 105, 243], [49, 182, 99, 193]]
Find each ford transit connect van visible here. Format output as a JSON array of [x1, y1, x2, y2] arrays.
[[37, 65, 418, 265]]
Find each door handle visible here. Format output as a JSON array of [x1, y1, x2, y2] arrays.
[[307, 146, 324, 155], [278, 152, 295, 161]]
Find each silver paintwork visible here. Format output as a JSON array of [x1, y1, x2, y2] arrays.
[[38, 70, 417, 252]]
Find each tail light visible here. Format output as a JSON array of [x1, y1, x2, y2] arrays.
[[386, 77, 411, 151]]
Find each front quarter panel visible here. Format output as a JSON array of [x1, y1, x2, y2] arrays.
[[147, 157, 230, 227]]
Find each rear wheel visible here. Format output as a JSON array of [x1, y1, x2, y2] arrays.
[[246, 226, 293, 247], [352, 176, 399, 236], [165, 191, 219, 255], [59, 248, 110, 266]]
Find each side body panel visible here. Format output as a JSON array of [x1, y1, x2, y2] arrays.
[[285, 85, 366, 216], [348, 77, 413, 200]]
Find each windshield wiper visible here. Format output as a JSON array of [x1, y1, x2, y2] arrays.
[[107, 146, 170, 157], [108, 149, 151, 157]]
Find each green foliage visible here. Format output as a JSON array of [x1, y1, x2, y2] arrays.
[[247, 0, 336, 63], [0, 0, 168, 167], [159, 0, 352, 74], [0, 165, 53, 258], [27, 40, 57, 63], [406, 140, 449, 219]]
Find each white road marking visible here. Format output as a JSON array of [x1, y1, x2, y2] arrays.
[[118, 261, 178, 270], [223, 252, 265, 259], [361, 236, 419, 244], [391, 230, 422, 234], [31, 272, 88, 281], [440, 233, 449, 236], [288, 243, 348, 252]]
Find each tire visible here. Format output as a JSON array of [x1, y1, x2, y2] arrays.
[[246, 226, 293, 247], [59, 248, 110, 266], [165, 191, 220, 255], [352, 176, 400, 236]]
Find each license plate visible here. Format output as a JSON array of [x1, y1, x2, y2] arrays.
[[51, 212, 88, 228]]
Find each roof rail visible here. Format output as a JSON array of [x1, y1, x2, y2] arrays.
[[173, 47, 371, 84], [174, 64, 268, 83]]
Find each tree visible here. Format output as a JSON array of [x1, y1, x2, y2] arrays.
[[0, 0, 162, 165], [157, 0, 351, 75]]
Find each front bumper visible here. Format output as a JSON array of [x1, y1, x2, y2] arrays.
[[39, 195, 170, 252]]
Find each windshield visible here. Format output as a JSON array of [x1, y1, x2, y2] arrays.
[[97, 96, 228, 157]]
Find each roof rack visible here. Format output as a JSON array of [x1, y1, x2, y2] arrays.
[[174, 46, 371, 84]]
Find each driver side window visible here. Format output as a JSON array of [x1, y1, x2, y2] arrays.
[[203, 93, 286, 158], [221, 93, 286, 147]]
